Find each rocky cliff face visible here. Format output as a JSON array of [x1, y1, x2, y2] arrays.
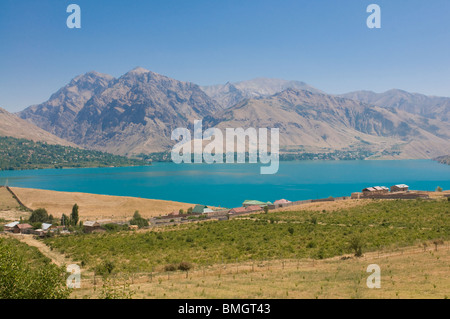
[[20, 67, 221, 155], [206, 88, 450, 158]]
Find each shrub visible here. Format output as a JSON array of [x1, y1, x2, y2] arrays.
[[349, 235, 364, 257], [436, 186, 443, 192], [130, 211, 149, 229], [164, 264, 177, 272], [96, 260, 116, 277], [178, 262, 192, 271], [0, 238, 69, 299], [29, 208, 49, 223], [288, 227, 294, 235]]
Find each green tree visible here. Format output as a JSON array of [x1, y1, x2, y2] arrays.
[[349, 235, 364, 257], [29, 208, 49, 223], [130, 211, 149, 229], [61, 214, 69, 227], [70, 204, 79, 226], [436, 186, 443, 192]]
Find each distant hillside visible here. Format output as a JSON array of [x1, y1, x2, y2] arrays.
[[0, 107, 76, 146], [434, 155, 450, 165], [0, 136, 149, 171], [201, 78, 323, 109], [16, 68, 450, 159], [340, 89, 450, 122], [205, 88, 450, 159]]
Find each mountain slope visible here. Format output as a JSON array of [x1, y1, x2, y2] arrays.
[[19, 71, 114, 136], [206, 89, 450, 159], [340, 89, 450, 121], [20, 67, 222, 155], [0, 107, 76, 146], [17, 70, 450, 159], [201, 78, 322, 108]]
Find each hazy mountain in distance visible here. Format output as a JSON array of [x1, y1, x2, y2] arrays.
[[340, 89, 450, 121], [0, 107, 76, 146], [205, 88, 450, 159], [201, 78, 323, 108], [20, 67, 222, 155]]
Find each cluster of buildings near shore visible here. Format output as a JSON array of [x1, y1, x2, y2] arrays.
[[2, 183, 443, 236]]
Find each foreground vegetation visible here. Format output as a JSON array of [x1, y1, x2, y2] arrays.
[[44, 199, 449, 273], [72, 244, 450, 299], [0, 237, 69, 299], [0, 136, 149, 170]]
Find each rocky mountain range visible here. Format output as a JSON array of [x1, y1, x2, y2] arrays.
[[16, 67, 450, 159], [20, 67, 220, 155], [340, 89, 450, 122], [201, 78, 323, 109]]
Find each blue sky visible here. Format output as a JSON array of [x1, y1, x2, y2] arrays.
[[1, 0, 450, 112]]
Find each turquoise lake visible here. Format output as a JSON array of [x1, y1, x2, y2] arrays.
[[0, 160, 449, 208]]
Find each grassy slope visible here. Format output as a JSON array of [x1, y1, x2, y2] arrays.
[[43, 199, 450, 273]]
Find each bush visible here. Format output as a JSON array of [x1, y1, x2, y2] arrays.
[[349, 235, 364, 257], [436, 186, 443, 192], [288, 227, 294, 235], [96, 260, 115, 277], [129, 211, 149, 228], [178, 262, 192, 271], [0, 238, 69, 299], [164, 264, 177, 272], [29, 208, 50, 223], [103, 223, 128, 232]]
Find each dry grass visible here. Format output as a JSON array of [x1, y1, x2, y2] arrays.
[[11, 187, 196, 221], [272, 198, 370, 213], [71, 243, 450, 299], [0, 187, 30, 221], [0, 187, 21, 210]]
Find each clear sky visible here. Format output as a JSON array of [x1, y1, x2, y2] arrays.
[[1, 0, 450, 112]]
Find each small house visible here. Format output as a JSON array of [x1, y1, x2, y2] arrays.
[[14, 223, 33, 234], [229, 207, 247, 214], [242, 200, 273, 208], [192, 204, 208, 214], [83, 221, 101, 233], [202, 208, 214, 214], [390, 184, 409, 192], [362, 186, 389, 195], [245, 205, 263, 213], [4, 221, 19, 232], [41, 223, 54, 231], [274, 199, 291, 207]]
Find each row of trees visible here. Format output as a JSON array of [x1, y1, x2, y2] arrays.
[[61, 204, 80, 227], [27, 204, 80, 229]]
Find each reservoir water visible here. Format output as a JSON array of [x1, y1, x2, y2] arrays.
[[0, 160, 449, 208]]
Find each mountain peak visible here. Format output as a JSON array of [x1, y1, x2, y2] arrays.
[[128, 66, 151, 75]]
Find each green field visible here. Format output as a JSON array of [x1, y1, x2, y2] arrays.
[[43, 199, 450, 273]]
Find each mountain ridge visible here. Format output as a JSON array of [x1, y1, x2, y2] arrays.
[[17, 69, 450, 159]]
